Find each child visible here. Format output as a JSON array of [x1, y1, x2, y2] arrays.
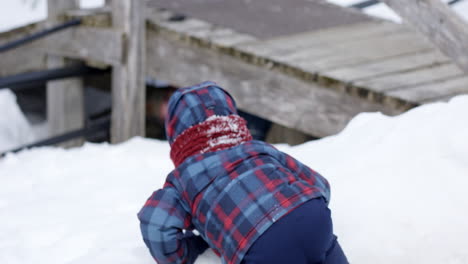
[[138, 82, 348, 264]]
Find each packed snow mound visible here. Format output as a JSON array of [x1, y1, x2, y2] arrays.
[[1, 95, 468, 264], [0, 89, 35, 152], [278, 95, 468, 264]]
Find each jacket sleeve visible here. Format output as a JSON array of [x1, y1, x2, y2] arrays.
[[279, 151, 331, 202], [138, 187, 209, 264]]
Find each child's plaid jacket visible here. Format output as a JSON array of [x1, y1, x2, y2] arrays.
[[138, 82, 331, 264]]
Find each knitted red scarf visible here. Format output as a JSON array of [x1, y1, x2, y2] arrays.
[[170, 115, 253, 167]]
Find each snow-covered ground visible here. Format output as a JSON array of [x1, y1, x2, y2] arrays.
[[2, 2, 468, 263], [0, 90, 36, 153], [1, 95, 468, 264]]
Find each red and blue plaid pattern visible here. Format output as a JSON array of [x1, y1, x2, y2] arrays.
[[138, 82, 331, 264], [165, 81, 238, 145]]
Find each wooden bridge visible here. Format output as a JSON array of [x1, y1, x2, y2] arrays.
[[1, 0, 467, 144]]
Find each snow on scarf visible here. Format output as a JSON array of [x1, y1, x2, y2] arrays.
[[170, 115, 252, 167]]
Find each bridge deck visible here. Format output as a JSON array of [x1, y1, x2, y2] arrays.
[[147, 0, 468, 105], [1, 2, 467, 137]]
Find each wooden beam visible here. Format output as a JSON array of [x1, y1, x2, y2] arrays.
[[380, 0, 468, 73], [355, 63, 463, 93], [46, 0, 85, 147], [322, 50, 450, 82], [47, 0, 80, 22], [110, 0, 146, 143], [0, 22, 46, 77], [0, 19, 119, 76], [388, 75, 468, 103], [45, 27, 123, 66]]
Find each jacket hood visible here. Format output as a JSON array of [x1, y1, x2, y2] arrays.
[[165, 81, 239, 145]]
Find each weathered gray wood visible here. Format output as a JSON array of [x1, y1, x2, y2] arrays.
[[46, 58, 85, 141], [47, 0, 80, 23], [155, 17, 213, 34], [146, 11, 258, 47], [380, 0, 468, 73], [323, 50, 450, 82], [0, 45, 45, 77], [0, 22, 46, 77], [211, 32, 257, 47], [388, 76, 468, 103], [146, 27, 406, 138], [238, 21, 405, 59], [272, 30, 410, 65], [294, 31, 434, 72], [355, 63, 464, 92], [44, 27, 123, 65], [145, 7, 417, 112], [65, 7, 112, 28], [111, 0, 146, 143], [46, 0, 84, 147]]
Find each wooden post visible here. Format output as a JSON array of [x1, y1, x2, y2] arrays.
[[46, 0, 85, 147], [110, 0, 146, 143], [380, 0, 468, 74]]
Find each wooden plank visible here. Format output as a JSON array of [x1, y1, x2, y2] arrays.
[[47, 0, 79, 22], [211, 32, 257, 47], [388, 76, 468, 103], [270, 29, 425, 65], [0, 42, 45, 77], [380, 0, 468, 73], [146, 10, 258, 47], [423, 93, 465, 104], [355, 63, 464, 93], [146, 27, 407, 138], [0, 21, 43, 45], [46, 58, 85, 142], [187, 27, 257, 47], [294, 31, 434, 72], [65, 7, 112, 28], [111, 0, 146, 143], [44, 27, 123, 66], [46, 0, 84, 147], [0, 22, 47, 77], [146, 9, 213, 34], [147, 0, 374, 39], [238, 21, 405, 58], [322, 50, 450, 82]]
